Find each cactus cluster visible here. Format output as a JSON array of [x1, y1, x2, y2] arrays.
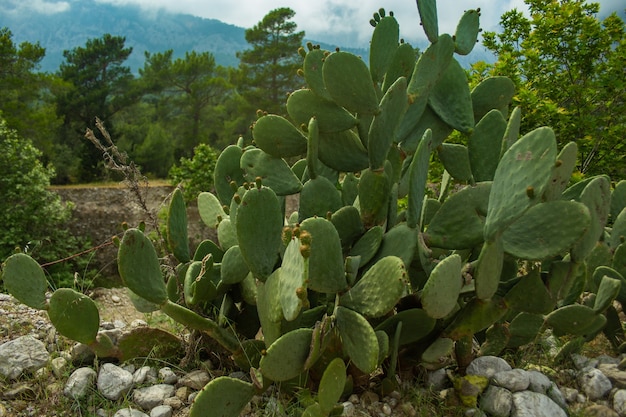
[[2, 2, 626, 417]]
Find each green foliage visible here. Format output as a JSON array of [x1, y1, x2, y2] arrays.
[[168, 143, 219, 201], [480, 0, 626, 178]]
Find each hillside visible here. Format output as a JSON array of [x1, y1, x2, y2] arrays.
[[0, 0, 369, 73]]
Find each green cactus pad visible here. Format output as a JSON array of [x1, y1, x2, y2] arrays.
[[239, 272, 257, 306], [593, 276, 621, 313], [366, 223, 418, 269], [375, 308, 436, 345], [505, 267, 554, 314], [613, 244, 626, 281], [48, 288, 99, 344], [340, 256, 407, 318], [336, 306, 379, 374], [259, 328, 313, 381], [197, 192, 227, 229], [349, 225, 384, 265], [507, 313, 544, 348], [127, 289, 159, 313], [542, 142, 578, 201], [118, 228, 168, 305], [586, 244, 613, 288], [330, 206, 365, 249], [303, 48, 333, 101], [376, 330, 390, 365], [252, 114, 307, 158], [315, 130, 369, 174], [189, 376, 256, 417], [421, 337, 454, 367], [474, 239, 504, 301], [610, 208, 626, 249], [216, 218, 238, 251], [184, 259, 218, 306], [341, 173, 360, 206], [232, 339, 265, 371], [471, 76, 516, 122], [240, 148, 302, 196], [425, 182, 491, 249], [220, 245, 250, 285], [167, 188, 190, 263], [416, 0, 438, 43], [213, 144, 245, 206], [299, 176, 343, 222], [546, 304, 607, 337], [236, 185, 283, 281], [484, 127, 558, 240], [319, 357, 347, 414], [479, 323, 509, 357], [501, 200, 590, 260], [370, 14, 399, 83], [193, 239, 224, 262], [300, 217, 347, 294], [444, 298, 508, 340], [611, 180, 626, 223], [468, 109, 507, 182], [407, 129, 433, 229], [437, 144, 473, 182], [280, 237, 308, 321], [359, 168, 391, 229], [368, 77, 408, 170], [399, 105, 453, 155], [117, 327, 181, 361], [421, 254, 463, 318], [256, 270, 283, 346], [421, 198, 441, 228], [287, 89, 358, 133], [1, 253, 48, 310], [454, 9, 480, 55], [428, 58, 474, 134], [571, 176, 611, 262], [382, 42, 417, 94], [322, 51, 379, 115], [502, 106, 521, 153]]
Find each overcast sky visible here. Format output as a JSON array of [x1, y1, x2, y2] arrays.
[[12, 0, 626, 47]]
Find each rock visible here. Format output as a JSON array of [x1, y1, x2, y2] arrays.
[[598, 364, 626, 389], [582, 404, 619, 417], [492, 369, 530, 392], [560, 386, 579, 403], [511, 391, 567, 417], [579, 367, 613, 400], [163, 396, 183, 410], [342, 401, 357, 417], [572, 354, 598, 370], [97, 363, 134, 401], [158, 367, 178, 385], [427, 368, 449, 391], [64, 367, 97, 399], [527, 370, 552, 394], [466, 356, 512, 379], [133, 366, 152, 385], [70, 342, 95, 365], [178, 369, 210, 390], [546, 382, 568, 410], [131, 319, 148, 327], [0, 335, 50, 379], [150, 405, 173, 417], [113, 408, 149, 417], [50, 356, 68, 379], [480, 385, 512, 417], [133, 384, 176, 410], [613, 389, 626, 416]]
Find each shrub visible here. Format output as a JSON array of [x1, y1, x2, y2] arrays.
[[168, 143, 218, 202]]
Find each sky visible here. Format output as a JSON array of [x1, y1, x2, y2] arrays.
[[8, 0, 626, 47]]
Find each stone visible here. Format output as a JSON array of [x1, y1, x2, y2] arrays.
[[175, 386, 191, 401], [466, 356, 512, 379], [511, 391, 567, 417], [560, 386, 579, 403], [113, 409, 149, 417], [133, 384, 176, 410], [150, 405, 173, 417], [97, 363, 134, 401], [527, 370, 552, 394], [158, 367, 178, 385], [427, 368, 448, 391], [133, 366, 152, 385], [599, 363, 626, 389], [571, 354, 597, 370], [342, 401, 357, 417], [70, 342, 95, 365], [0, 335, 50, 379], [178, 370, 210, 390], [131, 319, 148, 327], [480, 385, 512, 417], [613, 389, 626, 416], [50, 356, 68, 379], [163, 397, 183, 410], [492, 369, 530, 392], [579, 367, 612, 400], [64, 367, 97, 399], [582, 404, 619, 417], [546, 382, 568, 410]]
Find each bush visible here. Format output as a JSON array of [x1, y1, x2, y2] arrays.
[[168, 143, 218, 202]]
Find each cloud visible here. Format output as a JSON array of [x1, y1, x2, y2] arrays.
[[0, 0, 70, 14]]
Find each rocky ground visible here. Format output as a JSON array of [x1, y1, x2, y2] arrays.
[[3, 288, 626, 417]]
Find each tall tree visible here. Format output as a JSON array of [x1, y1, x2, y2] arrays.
[[481, 0, 626, 177], [236, 7, 304, 115], [56, 34, 137, 182]]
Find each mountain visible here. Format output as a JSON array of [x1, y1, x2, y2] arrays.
[[0, 0, 369, 74]]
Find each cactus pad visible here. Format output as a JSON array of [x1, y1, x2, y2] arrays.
[[167, 188, 190, 263], [375, 308, 436, 345], [300, 217, 347, 293], [189, 376, 256, 417], [252, 114, 308, 158], [318, 358, 346, 414], [336, 306, 379, 374], [197, 192, 227, 229], [416, 0, 439, 43], [240, 148, 302, 195], [259, 328, 313, 381], [421, 254, 463, 318], [48, 288, 99, 344], [287, 89, 358, 133], [468, 109, 507, 182], [213, 144, 245, 206], [428, 58, 474, 134], [454, 9, 480, 55], [1, 253, 48, 310], [546, 304, 607, 337]]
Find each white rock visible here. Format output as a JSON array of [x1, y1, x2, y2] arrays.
[[527, 370, 552, 394], [150, 405, 172, 417], [480, 385, 512, 417], [158, 367, 178, 385], [578, 367, 612, 401], [97, 363, 134, 401], [466, 356, 512, 379], [0, 335, 50, 379], [133, 384, 176, 410], [492, 369, 530, 392], [64, 367, 97, 399], [50, 356, 68, 379], [133, 366, 152, 385], [511, 391, 567, 417], [113, 408, 149, 417], [612, 389, 626, 416]]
